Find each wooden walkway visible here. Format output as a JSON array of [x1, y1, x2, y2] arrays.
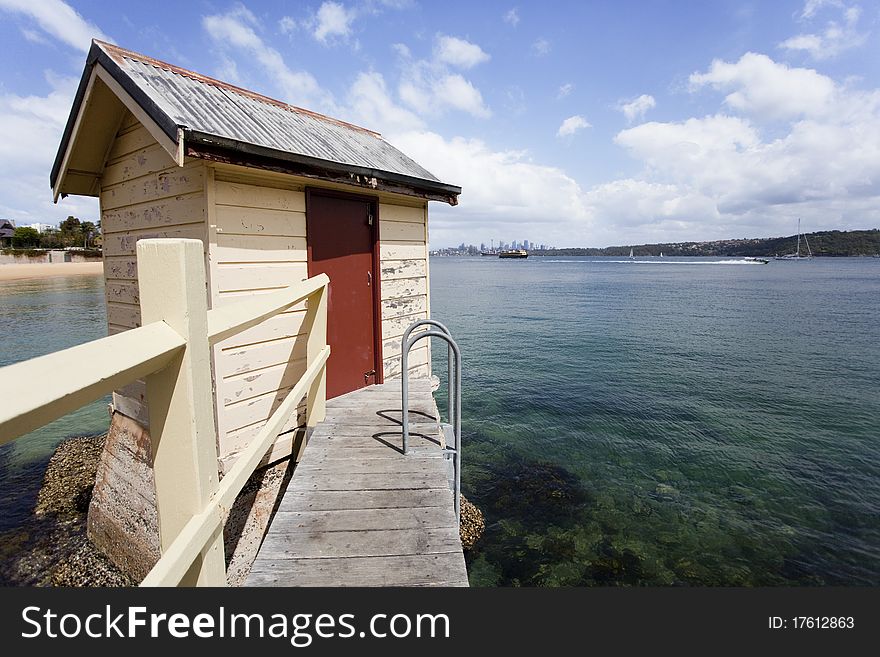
[[245, 378, 469, 587]]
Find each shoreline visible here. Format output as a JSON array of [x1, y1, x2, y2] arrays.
[[0, 261, 103, 281]]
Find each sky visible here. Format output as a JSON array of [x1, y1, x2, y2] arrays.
[[0, 1, 879, 248]]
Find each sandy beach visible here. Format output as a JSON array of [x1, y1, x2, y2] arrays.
[[0, 261, 103, 281]]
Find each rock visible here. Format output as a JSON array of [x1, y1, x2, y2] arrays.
[[655, 483, 680, 498], [459, 494, 484, 550], [35, 435, 105, 517]]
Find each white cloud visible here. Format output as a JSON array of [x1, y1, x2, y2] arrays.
[[434, 35, 490, 69], [0, 0, 112, 52], [391, 130, 591, 246], [340, 72, 593, 246], [532, 38, 551, 56], [801, 0, 843, 19], [557, 83, 573, 99], [503, 8, 520, 26], [436, 74, 491, 118], [780, 1, 865, 59], [690, 52, 836, 121], [619, 94, 656, 122], [557, 115, 591, 137], [346, 71, 424, 134], [0, 71, 99, 225], [278, 16, 297, 34], [312, 1, 356, 43], [203, 7, 336, 113], [604, 52, 880, 241], [395, 34, 492, 119]]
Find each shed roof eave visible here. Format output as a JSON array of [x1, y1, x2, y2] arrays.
[[185, 130, 461, 205]]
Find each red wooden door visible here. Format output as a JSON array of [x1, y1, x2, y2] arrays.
[[306, 190, 380, 399]]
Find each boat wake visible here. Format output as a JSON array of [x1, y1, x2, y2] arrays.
[[541, 259, 769, 265]]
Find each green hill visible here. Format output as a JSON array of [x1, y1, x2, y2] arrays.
[[538, 229, 880, 257]]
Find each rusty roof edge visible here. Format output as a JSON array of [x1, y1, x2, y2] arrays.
[[95, 40, 382, 139], [50, 40, 183, 190], [186, 130, 462, 200]]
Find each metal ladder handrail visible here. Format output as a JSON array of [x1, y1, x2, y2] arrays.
[[401, 319, 454, 429], [401, 321, 461, 523]]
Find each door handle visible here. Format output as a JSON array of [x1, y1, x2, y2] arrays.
[[367, 271, 372, 286]]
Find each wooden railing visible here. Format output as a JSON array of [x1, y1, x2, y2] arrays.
[[0, 239, 329, 586]]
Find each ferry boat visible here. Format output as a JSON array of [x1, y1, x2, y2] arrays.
[[498, 249, 528, 259]]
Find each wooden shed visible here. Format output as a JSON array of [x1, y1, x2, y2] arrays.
[[51, 41, 460, 477]]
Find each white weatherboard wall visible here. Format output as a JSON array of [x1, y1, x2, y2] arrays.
[[207, 164, 432, 471], [99, 112, 433, 472], [100, 111, 208, 424]]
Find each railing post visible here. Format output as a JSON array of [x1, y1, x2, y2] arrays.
[[304, 282, 328, 437], [139, 239, 226, 586]]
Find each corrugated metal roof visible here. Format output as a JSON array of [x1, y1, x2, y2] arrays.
[[52, 41, 460, 201]]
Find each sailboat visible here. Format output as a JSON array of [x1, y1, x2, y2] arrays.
[[629, 248, 635, 260], [775, 219, 812, 260]]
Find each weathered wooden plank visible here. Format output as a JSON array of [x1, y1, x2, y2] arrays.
[[107, 124, 158, 161], [380, 258, 426, 281], [106, 302, 140, 328], [246, 553, 468, 587], [290, 470, 449, 491], [101, 164, 205, 211], [213, 310, 306, 350], [325, 395, 435, 412], [220, 414, 302, 459], [104, 256, 138, 281], [102, 195, 206, 233], [309, 408, 435, 424], [379, 220, 424, 242], [215, 205, 306, 237], [303, 444, 442, 460], [105, 280, 139, 305], [214, 181, 306, 212], [379, 203, 425, 224], [381, 312, 428, 340], [304, 434, 441, 452], [217, 334, 307, 378], [222, 385, 296, 433], [121, 109, 140, 131], [380, 241, 426, 261], [277, 487, 452, 512], [214, 292, 308, 312], [257, 526, 461, 559], [220, 358, 307, 406], [102, 225, 206, 257], [214, 262, 308, 293], [102, 143, 177, 186], [381, 276, 427, 301], [219, 428, 301, 474], [384, 363, 430, 380], [381, 294, 427, 319], [268, 506, 455, 533], [383, 344, 429, 377], [246, 380, 465, 587], [294, 458, 440, 476], [213, 234, 307, 264]]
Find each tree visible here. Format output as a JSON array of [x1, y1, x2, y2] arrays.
[[59, 215, 81, 247], [81, 221, 96, 248], [12, 226, 40, 248], [39, 228, 62, 249]]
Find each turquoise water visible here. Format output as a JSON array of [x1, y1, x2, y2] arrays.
[[0, 274, 109, 533], [1, 259, 878, 586], [429, 256, 880, 586]]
